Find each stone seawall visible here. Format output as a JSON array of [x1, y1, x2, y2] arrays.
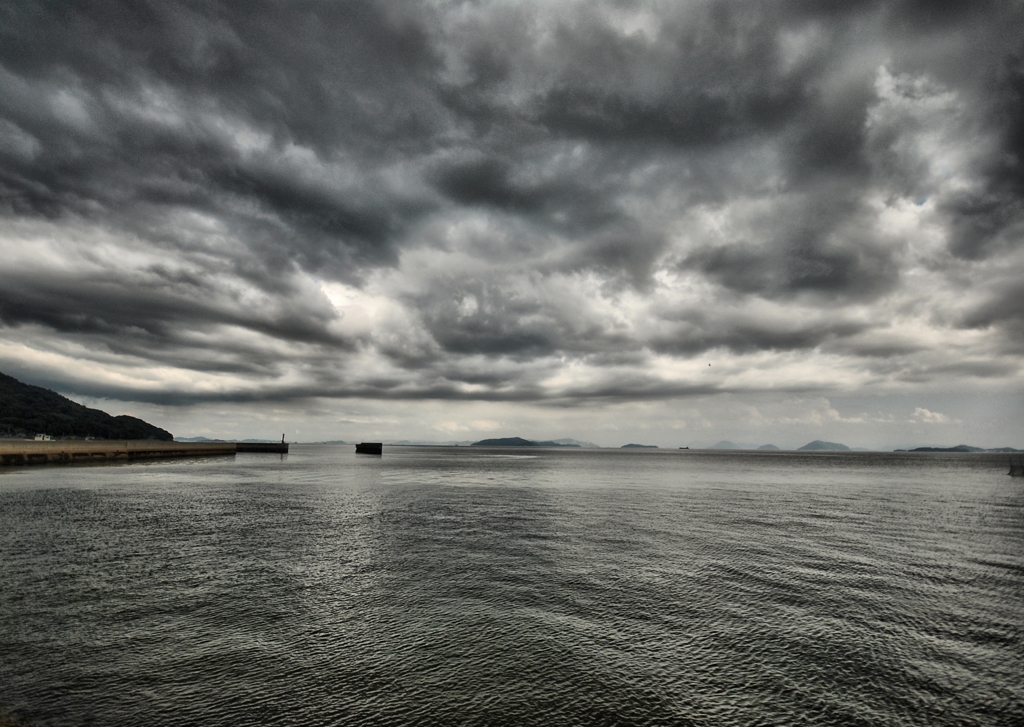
[[0, 440, 239, 466]]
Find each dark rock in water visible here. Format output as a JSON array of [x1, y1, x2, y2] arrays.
[[798, 440, 851, 451], [622, 443, 658, 449], [1009, 456, 1024, 477], [355, 442, 382, 455], [0, 370, 172, 441]]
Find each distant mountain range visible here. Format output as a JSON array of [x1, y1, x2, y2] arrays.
[[176, 437, 281, 443], [549, 438, 603, 448], [225, 438, 1023, 453], [0, 371, 172, 441], [189, 437, 1022, 453], [699, 440, 850, 451]]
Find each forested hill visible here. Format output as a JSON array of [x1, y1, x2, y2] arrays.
[[0, 371, 173, 441]]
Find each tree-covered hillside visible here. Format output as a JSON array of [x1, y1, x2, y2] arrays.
[[0, 371, 172, 440]]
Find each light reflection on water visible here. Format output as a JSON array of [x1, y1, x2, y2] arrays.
[[1, 446, 1022, 726]]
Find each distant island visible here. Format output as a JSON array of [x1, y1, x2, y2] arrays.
[[697, 441, 783, 450], [0, 371, 172, 441], [471, 437, 580, 447], [798, 440, 851, 451], [473, 437, 537, 447], [894, 445, 1021, 453], [621, 443, 658, 449]]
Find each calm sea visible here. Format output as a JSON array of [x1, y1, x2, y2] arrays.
[[1, 446, 1021, 726]]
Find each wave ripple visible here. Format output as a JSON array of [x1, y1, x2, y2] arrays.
[[1, 448, 1021, 725]]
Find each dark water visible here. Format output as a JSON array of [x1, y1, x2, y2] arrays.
[[1, 446, 1022, 726]]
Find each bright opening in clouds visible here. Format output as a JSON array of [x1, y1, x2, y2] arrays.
[[1, 1, 1021, 448]]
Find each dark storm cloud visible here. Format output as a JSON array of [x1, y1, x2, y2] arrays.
[[527, 2, 811, 146], [0, 262, 356, 377], [549, 378, 723, 404], [824, 338, 928, 359], [936, 55, 1024, 260], [0, 0, 452, 380], [434, 158, 546, 213], [0, 0, 443, 270], [0, 1, 442, 144], [960, 281, 1024, 354], [412, 279, 593, 360], [0, 0, 1021, 405], [650, 313, 868, 356], [124, 374, 731, 408], [535, 85, 796, 147], [429, 150, 633, 241], [684, 233, 898, 301], [896, 358, 1021, 384], [8, 369, 555, 407], [557, 225, 671, 290], [782, 84, 875, 186], [895, 16, 1024, 261]]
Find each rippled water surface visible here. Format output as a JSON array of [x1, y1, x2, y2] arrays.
[[1, 446, 1022, 726]]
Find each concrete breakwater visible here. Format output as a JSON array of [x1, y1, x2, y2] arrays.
[[0, 440, 287, 466], [235, 442, 289, 453]]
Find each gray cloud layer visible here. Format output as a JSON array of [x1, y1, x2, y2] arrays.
[[0, 0, 1022, 410]]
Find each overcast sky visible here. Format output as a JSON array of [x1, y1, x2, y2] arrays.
[[1, 0, 1022, 448]]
